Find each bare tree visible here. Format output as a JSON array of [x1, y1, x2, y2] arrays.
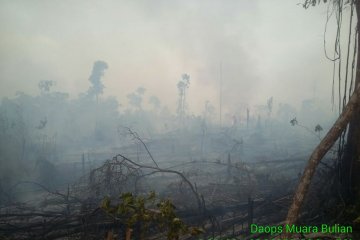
[[177, 74, 190, 127]]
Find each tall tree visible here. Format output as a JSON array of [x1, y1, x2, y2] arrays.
[[88, 60, 108, 102], [284, 0, 360, 232], [177, 74, 190, 127], [127, 87, 146, 111], [149, 96, 161, 111], [343, 0, 360, 202]]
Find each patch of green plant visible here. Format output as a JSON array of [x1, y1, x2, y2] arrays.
[[101, 191, 204, 240]]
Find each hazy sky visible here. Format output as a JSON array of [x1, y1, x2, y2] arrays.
[[0, 0, 350, 115]]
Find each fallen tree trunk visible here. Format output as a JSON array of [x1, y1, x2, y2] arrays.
[[283, 85, 360, 237]]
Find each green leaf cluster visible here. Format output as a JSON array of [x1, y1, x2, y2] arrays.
[[100, 191, 204, 239]]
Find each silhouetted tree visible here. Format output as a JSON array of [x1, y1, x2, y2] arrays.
[[267, 96, 273, 117], [127, 87, 146, 110], [177, 74, 190, 126], [149, 96, 161, 111], [88, 60, 108, 102], [38, 80, 55, 93]]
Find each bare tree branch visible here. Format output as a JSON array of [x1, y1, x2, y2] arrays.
[[112, 153, 202, 212], [124, 127, 159, 168]]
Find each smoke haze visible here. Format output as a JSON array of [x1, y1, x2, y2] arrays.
[[0, 0, 343, 116]]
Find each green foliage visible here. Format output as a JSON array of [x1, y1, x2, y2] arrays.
[[101, 191, 203, 239]]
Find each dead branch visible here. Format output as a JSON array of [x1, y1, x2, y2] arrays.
[[124, 127, 159, 168], [112, 153, 203, 213]]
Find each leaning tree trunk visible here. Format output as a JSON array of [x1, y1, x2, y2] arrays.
[[342, 0, 360, 203], [283, 2, 360, 237], [283, 85, 360, 236]]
